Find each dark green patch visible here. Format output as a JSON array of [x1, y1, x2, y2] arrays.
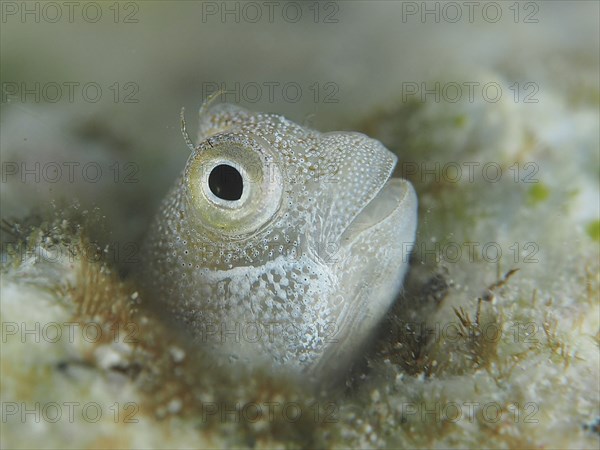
[[586, 220, 600, 241], [527, 183, 550, 205]]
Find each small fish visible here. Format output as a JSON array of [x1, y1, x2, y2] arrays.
[[140, 102, 417, 381]]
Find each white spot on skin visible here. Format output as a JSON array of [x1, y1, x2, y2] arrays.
[[169, 346, 186, 363]]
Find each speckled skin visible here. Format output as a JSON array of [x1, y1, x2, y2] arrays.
[[141, 103, 417, 380]]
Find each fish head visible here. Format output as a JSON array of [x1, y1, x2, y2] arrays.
[[181, 103, 415, 265]]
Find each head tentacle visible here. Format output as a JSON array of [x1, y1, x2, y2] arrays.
[[180, 107, 195, 152]]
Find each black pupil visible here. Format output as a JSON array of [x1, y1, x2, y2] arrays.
[[208, 164, 243, 201]]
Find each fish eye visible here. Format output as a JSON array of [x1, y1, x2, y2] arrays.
[[208, 164, 244, 201], [186, 136, 284, 237]]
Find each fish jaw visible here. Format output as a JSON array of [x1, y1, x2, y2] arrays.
[[306, 178, 418, 380]]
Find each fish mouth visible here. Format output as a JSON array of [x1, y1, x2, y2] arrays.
[[339, 177, 417, 245]]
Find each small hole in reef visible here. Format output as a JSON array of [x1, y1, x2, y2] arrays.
[[208, 164, 243, 201]]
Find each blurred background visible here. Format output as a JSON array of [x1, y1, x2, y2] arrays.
[[2, 1, 598, 246]]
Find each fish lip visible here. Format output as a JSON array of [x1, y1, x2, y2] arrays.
[[338, 177, 417, 245]]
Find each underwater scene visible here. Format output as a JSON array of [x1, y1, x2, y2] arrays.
[[1, 1, 599, 448]]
